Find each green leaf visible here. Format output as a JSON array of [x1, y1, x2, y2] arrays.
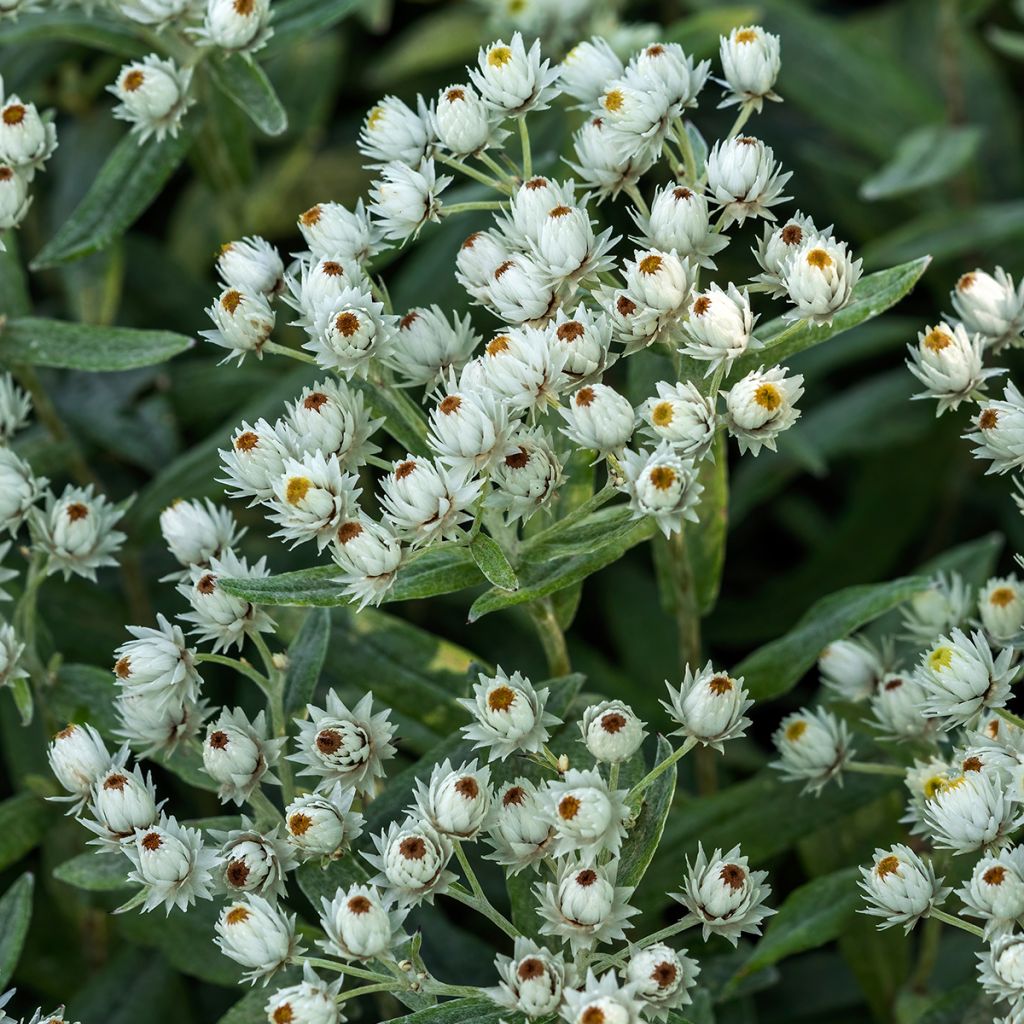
[[619, 736, 677, 888], [32, 120, 200, 268], [264, 0, 362, 54], [54, 852, 133, 892], [687, 433, 727, 615], [283, 607, 331, 714], [735, 575, 928, 701], [209, 54, 288, 136], [986, 25, 1024, 62], [0, 318, 194, 372], [726, 867, 860, 989], [384, 997, 507, 1024], [665, 7, 762, 57], [9, 676, 32, 725], [352, 378, 430, 456], [0, 872, 33, 989], [860, 125, 982, 201], [470, 534, 519, 592], [365, 7, 484, 87], [0, 9, 146, 55], [0, 792, 54, 872]]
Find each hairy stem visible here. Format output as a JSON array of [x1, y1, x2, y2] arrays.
[[929, 907, 983, 939], [297, 957, 393, 983], [518, 116, 532, 178], [263, 340, 318, 365], [448, 883, 518, 940], [528, 598, 572, 677], [627, 736, 696, 804], [252, 632, 295, 803]]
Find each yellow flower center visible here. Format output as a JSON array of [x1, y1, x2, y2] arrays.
[[286, 476, 312, 505], [651, 401, 675, 427], [785, 720, 807, 741], [487, 45, 513, 68], [648, 466, 676, 490], [923, 328, 952, 352], [927, 646, 953, 672], [754, 383, 781, 410], [805, 248, 833, 269], [602, 89, 625, 113]]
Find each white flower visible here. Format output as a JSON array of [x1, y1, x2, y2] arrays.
[[285, 255, 367, 325], [640, 380, 716, 461], [195, 0, 272, 53], [473, 327, 568, 412], [426, 380, 516, 475], [124, 814, 217, 913], [958, 846, 1024, 937], [214, 821, 297, 900], [918, 628, 1017, 729], [202, 707, 285, 806], [469, 33, 560, 116], [582, 701, 645, 764], [488, 427, 566, 524], [680, 282, 758, 374], [623, 248, 694, 315], [160, 498, 242, 573], [201, 286, 275, 364], [663, 662, 753, 750], [0, 87, 56, 177], [781, 234, 862, 326], [858, 844, 949, 933], [980, 576, 1024, 641], [267, 451, 361, 551], [459, 666, 558, 762], [818, 635, 884, 702], [83, 763, 160, 846], [753, 211, 824, 297], [0, 164, 30, 231], [907, 321, 1002, 415], [966, 383, 1024, 474], [109, 0, 190, 26], [869, 673, 934, 741], [215, 895, 301, 984], [369, 159, 451, 241], [385, 307, 479, 390], [289, 690, 396, 796], [285, 784, 364, 861], [177, 551, 275, 653], [551, 304, 611, 381], [318, 883, 407, 961], [626, 943, 700, 1020], [364, 814, 456, 907], [216, 235, 284, 297], [485, 778, 557, 873], [560, 969, 646, 1024], [113, 689, 207, 758], [0, 447, 41, 534], [415, 758, 494, 838], [559, 38, 623, 109], [330, 515, 403, 610], [901, 572, 973, 643], [264, 967, 342, 1024], [432, 84, 501, 157], [719, 25, 781, 109], [0, 543, 15, 601], [569, 114, 655, 202], [560, 383, 635, 457], [535, 857, 639, 952], [772, 707, 853, 794], [978, 935, 1024, 1016], [618, 443, 702, 537], [302, 286, 394, 380], [924, 770, 1024, 854], [108, 55, 193, 144], [628, 41, 710, 111], [358, 94, 432, 168], [530, 200, 616, 286], [543, 768, 629, 860], [633, 184, 728, 271], [113, 613, 201, 707], [705, 136, 791, 227], [219, 419, 297, 506], [487, 254, 559, 324], [901, 756, 959, 836], [378, 455, 481, 546], [952, 267, 1024, 350], [47, 722, 117, 813], [489, 937, 570, 1019], [724, 364, 804, 456], [671, 843, 774, 944], [298, 200, 381, 264], [595, 79, 674, 165], [455, 229, 509, 304], [0, 620, 25, 692], [34, 484, 126, 581]]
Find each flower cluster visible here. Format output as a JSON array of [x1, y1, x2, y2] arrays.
[[0, 988, 78, 1024]]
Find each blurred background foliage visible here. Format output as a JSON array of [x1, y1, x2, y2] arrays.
[[2, 0, 1024, 1022]]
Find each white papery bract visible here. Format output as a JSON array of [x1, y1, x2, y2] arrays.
[[470, 33, 560, 115], [569, 113, 655, 202], [818, 635, 884, 702], [907, 321, 1002, 415], [958, 846, 1024, 937], [202, 706, 284, 806], [582, 700, 646, 764], [489, 937, 569, 1019], [108, 55, 193, 143], [626, 943, 700, 1020], [267, 451, 362, 551], [979, 576, 1024, 641], [214, 820, 298, 901], [364, 814, 456, 908], [215, 895, 301, 984], [0, 87, 56, 177], [47, 722, 118, 813], [414, 758, 494, 839], [772, 706, 852, 794], [723, 365, 803, 456], [285, 380, 383, 470], [358, 94, 432, 169], [0, 620, 25, 692], [460, 666, 558, 762], [82, 762, 160, 847], [705, 135, 791, 228], [858, 844, 949, 933], [753, 211, 824, 297], [159, 498, 242, 574], [432, 84, 500, 158], [386, 307, 479, 390], [978, 934, 1024, 1015], [285, 784, 364, 860], [623, 248, 694, 315], [298, 199, 381, 264], [285, 255, 367, 326], [781, 234, 862, 326], [924, 770, 1024, 855], [634, 184, 728, 270], [125, 814, 217, 914], [663, 662, 752, 751], [455, 229, 509, 304], [330, 514, 403, 610], [114, 688, 207, 758], [544, 768, 629, 860], [718, 25, 781, 110], [640, 380, 717, 461], [628, 41, 709, 111], [201, 286, 275, 364], [488, 427, 566, 524], [0, 164, 30, 231], [486, 778, 557, 873], [870, 673, 934, 741], [560, 383, 635, 457], [113, 613, 201, 707], [671, 843, 774, 945], [966, 382, 1024, 474], [318, 883, 407, 961], [902, 572, 973, 643], [559, 37, 624, 109], [473, 326, 567, 412], [560, 969, 646, 1024], [304, 286, 394, 380], [290, 690, 396, 796], [220, 418, 297, 506], [426, 380, 517, 475], [0, 447, 42, 536], [216, 235, 285, 297], [264, 967, 342, 1024], [369, 159, 451, 241], [551, 305, 611, 381], [618, 442, 702, 537], [0, 373, 29, 443], [194, 0, 272, 53], [110, 0, 189, 26], [33, 484, 126, 581], [679, 281, 758, 374], [487, 253, 559, 324], [952, 267, 1024, 351], [379, 454, 481, 546]]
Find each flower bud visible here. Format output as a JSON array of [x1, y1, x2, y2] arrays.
[[0, 90, 56, 174], [618, 443, 702, 538], [705, 136, 791, 227], [358, 95, 431, 168], [559, 383, 635, 456], [86, 764, 160, 844], [581, 701, 645, 764], [215, 895, 301, 983], [285, 785, 364, 860], [663, 662, 752, 750], [772, 706, 852, 794], [952, 267, 1024, 349], [364, 815, 455, 908], [634, 184, 727, 270], [0, 164, 30, 230], [432, 84, 494, 157], [48, 722, 114, 808], [264, 967, 341, 1024], [626, 943, 700, 1017], [906, 321, 1000, 415], [859, 844, 948, 933], [201, 286, 275, 364], [490, 938, 570, 1019], [318, 883, 406, 961], [199, 0, 272, 52], [108, 55, 193, 143], [215, 823, 297, 900], [486, 778, 557, 872], [160, 498, 242, 572], [202, 707, 283, 806], [469, 33, 559, 116], [724, 364, 803, 456], [719, 25, 781, 109], [125, 814, 217, 913], [979, 576, 1024, 641], [818, 636, 883, 702], [297, 199, 380, 264], [216, 235, 284, 297], [33, 484, 126, 581]]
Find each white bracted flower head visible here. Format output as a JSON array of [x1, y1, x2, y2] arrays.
[[978, 934, 1024, 1017], [113, 613, 201, 707], [662, 661, 753, 751], [907, 321, 1002, 415], [113, 688, 208, 759], [0, 619, 25, 692], [952, 267, 1024, 351], [568, 114, 656, 203], [679, 281, 759, 375], [958, 846, 1024, 938], [159, 498, 243, 575], [331, 515, 404, 610], [318, 883, 407, 961], [285, 783, 364, 861], [195, 0, 272, 53], [901, 571, 973, 643], [201, 285, 275, 365], [124, 814, 218, 914], [724, 364, 804, 456], [0, 86, 57, 177], [264, 966, 342, 1024], [285, 380, 383, 471], [219, 418, 297, 506], [386, 307, 479, 390], [267, 451, 362, 551], [753, 211, 825, 296], [781, 234, 862, 326], [379, 454, 482, 546], [176, 551, 275, 653], [772, 706, 853, 794], [485, 778, 557, 873], [455, 229, 509, 305], [364, 814, 456, 908], [543, 768, 630, 860], [473, 326, 568, 412], [672, 843, 774, 945], [917, 628, 1018, 729], [559, 37, 624, 109], [705, 136, 791, 228], [551, 304, 612, 382], [33, 484, 126, 581], [0, 373, 30, 443], [487, 254, 559, 325], [414, 758, 494, 838], [285, 254, 368, 327], [618, 443, 703, 537], [298, 199, 382, 264], [304, 286, 395, 380], [214, 894, 302, 985], [818, 635, 885, 702], [623, 248, 694, 315], [925, 770, 1024, 855], [426, 378, 517, 475], [0, 447, 43, 535], [110, 0, 190, 27], [858, 844, 949, 934], [966, 383, 1024, 475], [108, 55, 194, 144], [216, 234, 284, 297], [626, 943, 700, 1020], [369, 159, 452, 241], [459, 668, 559, 762], [358, 94, 432, 169], [560, 383, 635, 458], [469, 33, 560, 116], [595, 77, 675, 168], [47, 722, 119, 813], [869, 672, 935, 742], [560, 968, 646, 1024], [202, 706, 284, 806], [627, 41, 710, 111], [633, 183, 728, 270], [290, 690, 397, 796], [487, 427, 566, 524], [213, 819, 298, 901], [979, 576, 1024, 642], [82, 762, 161, 848], [432, 83, 501, 159], [641, 380, 716, 461], [718, 25, 781, 110], [0, 164, 30, 232], [581, 700, 646, 764], [529, 197, 617, 287], [535, 856, 639, 952], [489, 937, 570, 1019], [901, 756, 959, 836]]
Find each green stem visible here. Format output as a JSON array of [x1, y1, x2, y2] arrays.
[[846, 761, 905, 777], [453, 840, 484, 900], [447, 883, 518, 940], [195, 652, 271, 695], [297, 957, 393, 983], [443, 200, 507, 215], [247, 786, 283, 826], [666, 530, 700, 672], [608, 762, 620, 792], [929, 907, 984, 939], [336, 982, 397, 1003], [422, 979, 481, 998], [627, 736, 696, 804], [251, 632, 295, 803], [910, 909, 943, 990], [527, 598, 571, 677], [592, 918, 695, 971], [726, 100, 756, 140], [435, 153, 510, 194], [995, 706, 1024, 731], [477, 150, 515, 184], [518, 116, 532, 178], [263, 340, 319, 365], [675, 120, 698, 183], [756, 319, 805, 351], [624, 182, 650, 219], [14, 552, 50, 687]]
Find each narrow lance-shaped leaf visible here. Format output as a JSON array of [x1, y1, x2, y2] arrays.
[[209, 54, 288, 137], [0, 872, 34, 989], [283, 607, 330, 714], [470, 533, 519, 592], [860, 125, 981, 201], [619, 735, 678, 888], [54, 852, 133, 893]]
